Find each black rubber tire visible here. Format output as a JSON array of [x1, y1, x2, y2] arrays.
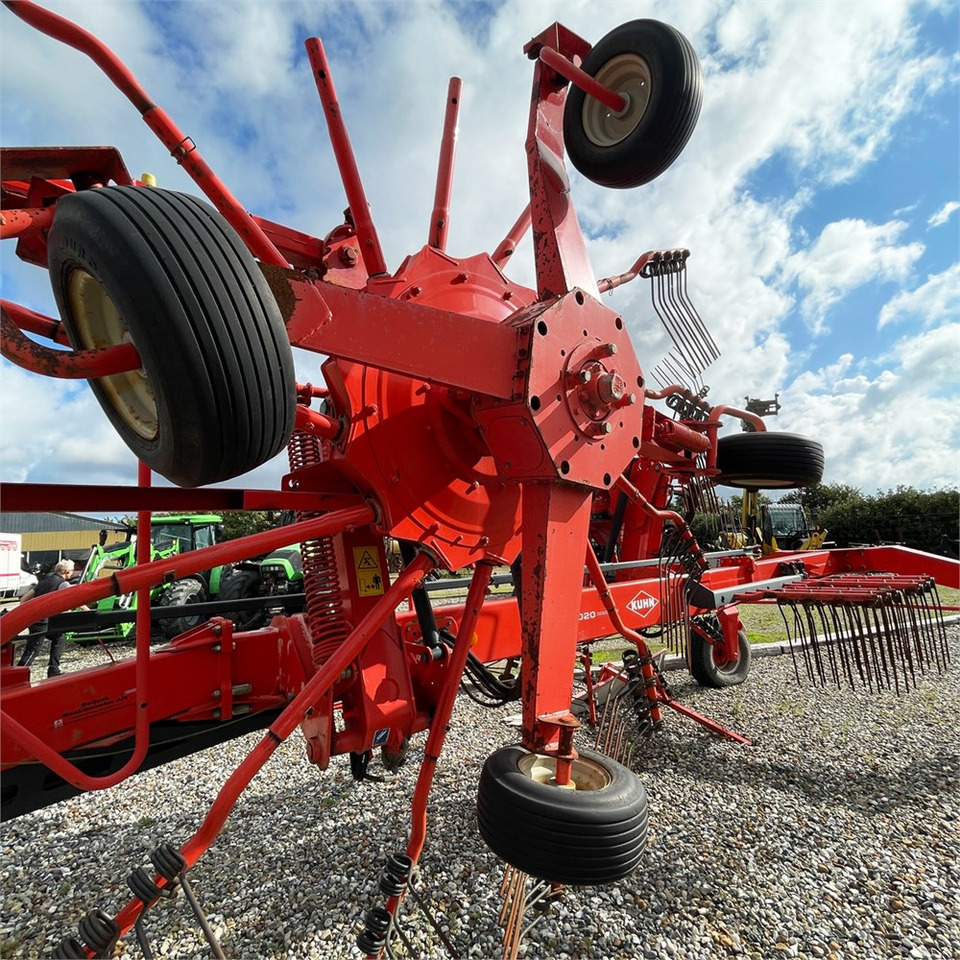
[[689, 623, 751, 688], [219, 569, 267, 632], [715, 432, 824, 490], [47, 186, 295, 487], [159, 578, 207, 639], [563, 20, 702, 188], [477, 744, 647, 885]]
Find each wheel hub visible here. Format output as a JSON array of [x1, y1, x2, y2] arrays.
[[67, 268, 157, 441], [582, 53, 652, 147]]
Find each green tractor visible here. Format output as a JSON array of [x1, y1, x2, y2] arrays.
[[71, 514, 227, 642], [219, 545, 305, 631]]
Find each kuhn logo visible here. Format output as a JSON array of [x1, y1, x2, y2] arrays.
[[627, 590, 658, 615]]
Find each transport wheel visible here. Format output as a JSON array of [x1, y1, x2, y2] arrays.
[[715, 432, 824, 489], [47, 186, 296, 487], [689, 618, 751, 688], [219, 569, 267, 631], [476, 744, 647, 885], [563, 19, 702, 188], [159, 578, 206, 639]]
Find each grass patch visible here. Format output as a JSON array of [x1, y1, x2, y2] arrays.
[[590, 645, 630, 665], [737, 603, 790, 644], [936, 585, 960, 609]]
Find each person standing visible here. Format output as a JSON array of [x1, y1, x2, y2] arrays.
[[17, 559, 80, 678]]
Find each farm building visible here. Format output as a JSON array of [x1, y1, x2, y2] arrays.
[[0, 512, 128, 573]]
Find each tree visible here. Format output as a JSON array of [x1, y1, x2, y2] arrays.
[[795, 484, 960, 553], [781, 483, 861, 519], [219, 511, 274, 542]]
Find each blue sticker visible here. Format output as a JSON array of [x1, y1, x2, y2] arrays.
[[373, 727, 390, 747]]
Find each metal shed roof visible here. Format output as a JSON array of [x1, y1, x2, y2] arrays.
[[0, 512, 128, 535]]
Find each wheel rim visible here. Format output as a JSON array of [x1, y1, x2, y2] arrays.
[[711, 636, 744, 673], [581, 54, 652, 147], [67, 269, 158, 441], [517, 752, 612, 791]]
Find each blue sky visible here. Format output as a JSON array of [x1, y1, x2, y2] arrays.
[[1, 0, 958, 496]]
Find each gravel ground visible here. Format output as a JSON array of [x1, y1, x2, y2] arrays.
[[2, 626, 958, 960]]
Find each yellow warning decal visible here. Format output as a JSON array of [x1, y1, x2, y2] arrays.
[[353, 546, 385, 597]]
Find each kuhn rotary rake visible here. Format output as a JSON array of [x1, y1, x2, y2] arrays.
[[1, 2, 957, 958]]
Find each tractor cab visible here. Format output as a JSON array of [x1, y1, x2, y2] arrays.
[[760, 503, 827, 553], [150, 514, 221, 555]]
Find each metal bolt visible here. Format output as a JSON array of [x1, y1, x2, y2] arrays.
[[339, 246, 358, 265], [596, 372, 625, 405]]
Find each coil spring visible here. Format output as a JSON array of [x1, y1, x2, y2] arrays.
[[287, 426, 350, 666], [379, 852, 412, 897], [51, 938, 86, 959], [356, 906, 392, 955], [78, 909, 120, 955]]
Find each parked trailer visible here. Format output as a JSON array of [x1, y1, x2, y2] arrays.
[[0, 532, 24, 599], [1, 3, 957, 958]]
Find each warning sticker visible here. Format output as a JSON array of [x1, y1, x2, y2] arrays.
[[353, 546, 385, 597]]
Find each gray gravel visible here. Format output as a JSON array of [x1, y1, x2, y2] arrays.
[[2, 626, 958, 959]]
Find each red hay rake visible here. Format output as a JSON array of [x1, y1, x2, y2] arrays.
[[1, 2, 958, 957]]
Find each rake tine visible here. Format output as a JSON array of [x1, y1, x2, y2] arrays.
[[500, 867, 524, 957], [931, 583, 950, 667], [800, 601, 828, 686], [827, 601, 857, 689], [677, 256, 720, 364], [844, 600, 872, 691], [891, 592, 918, 690], [517, 881, 560, 942], [883, 599, 906, 695], [913, 582, 944, 671], [814, 600, 842, 688], [671, 263, 713, 372], [664, 259, 710, 372], [780, 602, 804, 684], [854, 603, 882, 693], [662, 268, 700, 370], [594, 684, 613, 751], [605, 696, 625, 754], [896, 593, 919, 690], [653, 267, 706, 379], [901, 587, 926, 673], [499, 865, 514, 905], [914, 585, 939, 669], [612, 717, 626, 765], [871, 603, 899, 695]]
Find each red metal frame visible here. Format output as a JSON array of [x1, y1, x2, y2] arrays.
[[2, 3, 958, 955]]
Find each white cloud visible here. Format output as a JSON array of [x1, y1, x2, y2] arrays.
[[780, 335, 960, 493], [784, 219, 925, 334], [928, 200, 960, 228], [0, 366, 135, 484], [878, 264, 960, 329]]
